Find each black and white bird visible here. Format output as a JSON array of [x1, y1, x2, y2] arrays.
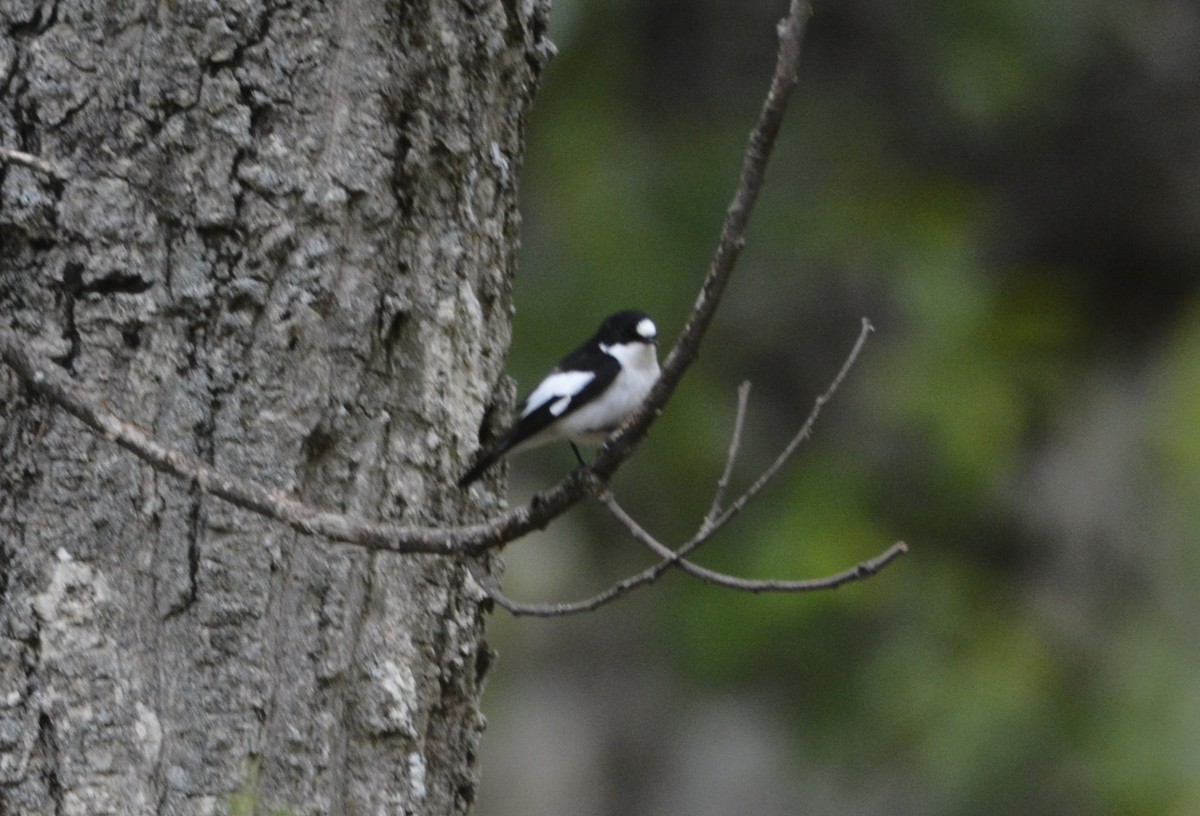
[[458, 310, 661, 487]]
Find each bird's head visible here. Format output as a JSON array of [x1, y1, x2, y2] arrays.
[[596, 310, 658, 348]]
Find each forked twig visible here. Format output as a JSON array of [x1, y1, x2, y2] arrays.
[[474, 499, 906, 616], [476, 322, 906, 617], [701, 381, 752, 534], [708, 317, 873, 535]]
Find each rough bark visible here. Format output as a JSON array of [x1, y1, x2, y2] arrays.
[[0, 0, 550, 812]]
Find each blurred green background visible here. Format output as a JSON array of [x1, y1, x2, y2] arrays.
[[477, 0, 1200, 813]]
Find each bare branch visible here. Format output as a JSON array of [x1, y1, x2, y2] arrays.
[[602, 320, 873, 570], [586, 0, 813, 478], [470, 490, 907, 618], [708, 317, 873, 535], [465, 552, 684, 618], [604, 492, 906, 594], [6, 312, 895, 614], [701, 380, 752, 535], [0, 325, 601, 555], [0, 146, 68, 179], [631, 319, 872, 570], [475, 318, 898, 617]]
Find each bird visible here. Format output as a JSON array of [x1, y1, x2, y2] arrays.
[[458, 310, 661, 487]]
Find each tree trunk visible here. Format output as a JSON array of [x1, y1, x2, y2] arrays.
[[0, 0, 549, 812]]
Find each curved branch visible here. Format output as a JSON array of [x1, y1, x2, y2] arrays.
[[465, 551, 683, 617], [0, 325, 600, 555], [604, 493, 906, 594], [469, 511, 907, 618], [707, 317, 872, 535]]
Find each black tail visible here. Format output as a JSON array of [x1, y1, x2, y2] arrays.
[[459, 428, 521, 487], [457, 449, 502, 488], [459, 418, 538, 487]]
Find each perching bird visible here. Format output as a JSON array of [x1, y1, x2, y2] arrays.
[[458, 310, 661, 487]]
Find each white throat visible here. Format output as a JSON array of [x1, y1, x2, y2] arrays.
[[601, 341, 659, 375]]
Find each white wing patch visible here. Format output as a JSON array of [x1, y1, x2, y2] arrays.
[[521, 370, 595, 418], [549, 395, 572, 416]]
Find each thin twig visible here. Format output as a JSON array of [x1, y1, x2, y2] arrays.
[[0, 146, 67, 179], [605, 492, 906, 594], [473, 490, 907, 617], [709, 317, 873, 534], [701, 380, 752, 534], [466, 553, 684, 618]]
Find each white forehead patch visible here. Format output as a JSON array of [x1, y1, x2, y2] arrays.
[[636, 318, 656, 339]]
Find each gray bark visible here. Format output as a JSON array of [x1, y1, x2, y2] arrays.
[[0, 0, 550, 813]]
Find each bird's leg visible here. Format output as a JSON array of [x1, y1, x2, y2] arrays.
[[569, 442, 587, 467]]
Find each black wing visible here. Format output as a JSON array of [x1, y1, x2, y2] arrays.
[[509, 353, 620, 446], [458, 352, 620, 487]]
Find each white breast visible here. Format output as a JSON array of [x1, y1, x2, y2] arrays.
[[554, 341, 660, 443]]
